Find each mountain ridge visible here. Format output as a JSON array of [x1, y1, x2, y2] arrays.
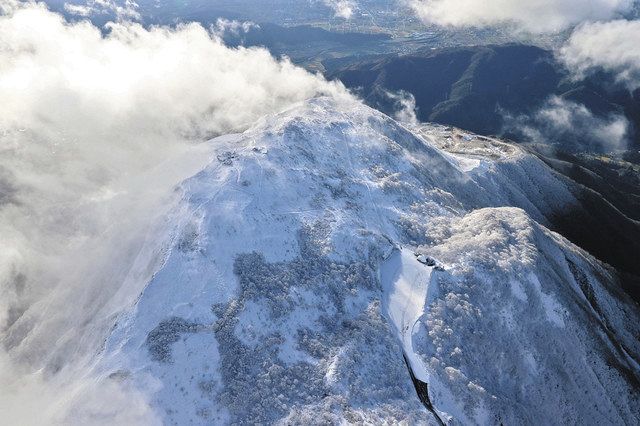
[[91, 98, 640, 424]]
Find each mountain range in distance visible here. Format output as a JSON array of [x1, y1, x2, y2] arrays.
[[325, 44, 640, 153]]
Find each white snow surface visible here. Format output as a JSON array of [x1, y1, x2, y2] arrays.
[[380, 248, 432, 383], [97, 97, 640, 425]]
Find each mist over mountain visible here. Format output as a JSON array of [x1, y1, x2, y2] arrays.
[[327, 44, 640, 152]]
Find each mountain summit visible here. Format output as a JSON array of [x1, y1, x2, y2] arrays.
[[95, 98, 640, 424]]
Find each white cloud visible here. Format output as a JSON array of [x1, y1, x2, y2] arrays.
[[64, 0, 140, 20], [0, 1, 349, 423], [560, 19, 640, 90], [385, 90, 419, 125], [63, 2, 93, 16], [409, 0, 634, 33], [506, 96, 629, 152], [212, 17, 258, 38], [323, 0, 356, 19]]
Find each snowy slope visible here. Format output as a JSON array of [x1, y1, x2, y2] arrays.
[[96, 97, 640, 425], [380, 248, 433, 385]]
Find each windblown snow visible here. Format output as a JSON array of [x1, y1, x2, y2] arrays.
[[17, 98, 640, 423]]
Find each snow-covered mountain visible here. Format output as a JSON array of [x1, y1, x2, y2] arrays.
[[94, 97, 639, 424]]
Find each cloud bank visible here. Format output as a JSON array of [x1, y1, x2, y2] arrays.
[[560, 19, 640, 90], [0, 1, 348, 423], [409, 0, 634, 32]]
